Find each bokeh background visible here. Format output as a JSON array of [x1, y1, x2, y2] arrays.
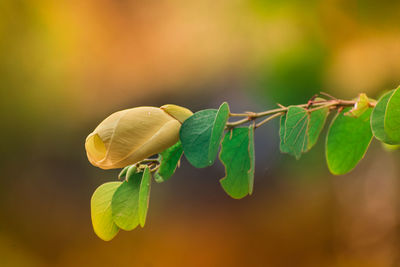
[[1, 0, 400, 266]]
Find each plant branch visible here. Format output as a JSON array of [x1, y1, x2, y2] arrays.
[[226, 95, 375, 129], [139, 159, 160, 164], [131, 158, 161, 173]]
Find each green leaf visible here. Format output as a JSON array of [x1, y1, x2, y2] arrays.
[[307, 107, 329, 150], [138, 167, 152, 227], [111, 171, 142, 231], [326, 108, 373, 175], [209, 103, 230, 158], [248, 126, 255, 195], [154, 141, 183, 183], [91, 182, 121, 241], [371, 90, 397, 144], [384, 86, 400, 143], [219, 126, 255, 199], [180, 102, 230, 168], [280, 106, 309, 159]]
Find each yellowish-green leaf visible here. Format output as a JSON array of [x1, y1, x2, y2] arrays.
[[91, 182, 121, 241], [344, 93, 371, 118]]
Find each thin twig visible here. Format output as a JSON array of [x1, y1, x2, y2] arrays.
[[150, 165, 160, 173], [277, 103, 286, 109], [255, 112, 284, 128], [229, 112, 249, 117], [140, 159, 160, 164], [254, 107, 288, 118], [226, 117, 252, 128], [320, 92, 337, 100], [306, 102, 338, 113], [225, 97, 361, 129]]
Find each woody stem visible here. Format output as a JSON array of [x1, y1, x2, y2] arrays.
[[226, 97, 373, 129]]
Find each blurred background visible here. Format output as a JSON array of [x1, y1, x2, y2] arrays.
[[1, 0, 400, 266]]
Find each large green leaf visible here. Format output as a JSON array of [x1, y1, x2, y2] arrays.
[[307, 107, 329, 151], [219, 126, 255, 199], [154, 141, 183, 183], [180, 102, 230, 168], [111, 171, 142, 231], [385, 86, 400, 143], [371, 90, 397, 144], [326, 108, 373, 175], [280, 106, 309, 159], [91, 182, 121, 241], [138, 167, 152, 227]]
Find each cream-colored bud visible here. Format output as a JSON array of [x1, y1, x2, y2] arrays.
[[85, 105, 192, 170]]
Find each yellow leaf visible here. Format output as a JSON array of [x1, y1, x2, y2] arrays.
[[91, 182, 121, 241]]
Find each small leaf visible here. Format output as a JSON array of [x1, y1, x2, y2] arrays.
[[280, 106, 309, 159], [307, 107, 329, 151], [125, 165, 137, 181], [118, 166, 130, 179], [139, 167, 152, 227], [384, 86, 400, 143], [180, 102, 230, 168], [344, 93, 371, 118], [91, 182, 121, 241], [326, 108, 373, 175], [371, 90, 397, 144], [154, 141, 183, 183], [111, 171, 142, 231], [219, 126, 255, 199]]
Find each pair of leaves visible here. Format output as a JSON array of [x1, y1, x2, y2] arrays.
[[280, 106, 329, 159], [180, 102, 255, 199], [328, 86, 400, 175], [91, 167, 151, 241], [371, 87, 400, 145], [280, 103, 374, 176]]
